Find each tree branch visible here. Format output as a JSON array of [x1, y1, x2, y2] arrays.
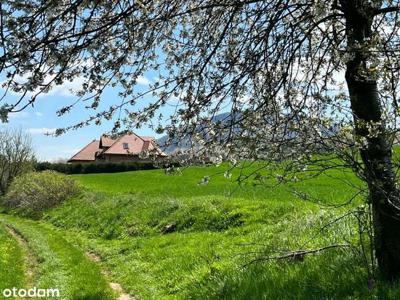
[[243, 244, 351, 267], [374, 6, 400, 15]]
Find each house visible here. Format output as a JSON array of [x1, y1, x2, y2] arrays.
[[68, 133, 167, 163]]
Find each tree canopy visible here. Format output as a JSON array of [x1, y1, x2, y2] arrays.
[[0, 1, 398, 162], [2, 0, 400, 279]]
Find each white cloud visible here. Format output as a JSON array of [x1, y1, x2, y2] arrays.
[[26, 127, 57, 135], [8, 111, 29, 119], [2, 72, 86, 98], [35, 112, 43, 117], [137, 75, 151, 86], [46, 76, 85, 97]]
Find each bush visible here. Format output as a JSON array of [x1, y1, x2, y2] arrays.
[[3, 171, 79, 216], [35, 161, 159, 174]]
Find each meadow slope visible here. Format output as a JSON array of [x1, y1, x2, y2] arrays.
[[2, 163, 400, 299]]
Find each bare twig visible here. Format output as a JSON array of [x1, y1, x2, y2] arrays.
[[243, 244, 351, 268]]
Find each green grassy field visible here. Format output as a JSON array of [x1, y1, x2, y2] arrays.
[[71, 163, 361, 202], [0, 224, 26, 297], [1, 163, 400, 299]]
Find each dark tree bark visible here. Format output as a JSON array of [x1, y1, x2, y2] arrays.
[[341, 0, 400, 280]]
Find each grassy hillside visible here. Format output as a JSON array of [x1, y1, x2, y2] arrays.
[[2, 163, 400, 299], [46, 165, 378, 299]]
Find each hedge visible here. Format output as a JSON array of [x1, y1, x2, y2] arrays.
[[35, 161, 159, 174], [4, 171, 79, 216]]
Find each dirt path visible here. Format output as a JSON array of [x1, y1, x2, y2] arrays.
[[2, 216, 115, 299], [4, 224, 37, 290], [86, 251, 135, 300]]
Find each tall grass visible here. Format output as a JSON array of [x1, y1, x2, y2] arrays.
[[0, 224, 26, 293]]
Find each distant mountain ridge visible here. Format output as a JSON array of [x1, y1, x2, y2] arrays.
[[156, 112, 339, 154], [156, 112, 238, 154]]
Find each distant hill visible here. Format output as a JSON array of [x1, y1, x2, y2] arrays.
[[157, 112, 339, 154], [156, 112, 240, 154]]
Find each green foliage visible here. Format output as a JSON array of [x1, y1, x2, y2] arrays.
[[4, 171, 78, 216], [35, 161, 159, 174]]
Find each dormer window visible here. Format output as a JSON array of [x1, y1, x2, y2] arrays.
[[123, 143, 129, 149]]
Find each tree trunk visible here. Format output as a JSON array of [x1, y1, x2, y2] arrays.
[[341, 0, 400, 280]]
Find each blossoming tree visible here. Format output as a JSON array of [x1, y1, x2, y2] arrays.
[[1, 0, 400, 279]]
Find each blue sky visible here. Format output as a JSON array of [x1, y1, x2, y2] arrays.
[[1, 74, 170, 161]]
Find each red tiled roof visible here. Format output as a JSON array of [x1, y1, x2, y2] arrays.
[[100, 135, 115, 147], [68, 140, 99, 162], [104, 133, 150, 155]]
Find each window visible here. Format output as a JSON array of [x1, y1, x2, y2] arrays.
[[123, 143, 129, 149]]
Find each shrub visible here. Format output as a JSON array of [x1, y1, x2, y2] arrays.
[[3, 171, 79, 216], [35, 161, 160, 174]]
